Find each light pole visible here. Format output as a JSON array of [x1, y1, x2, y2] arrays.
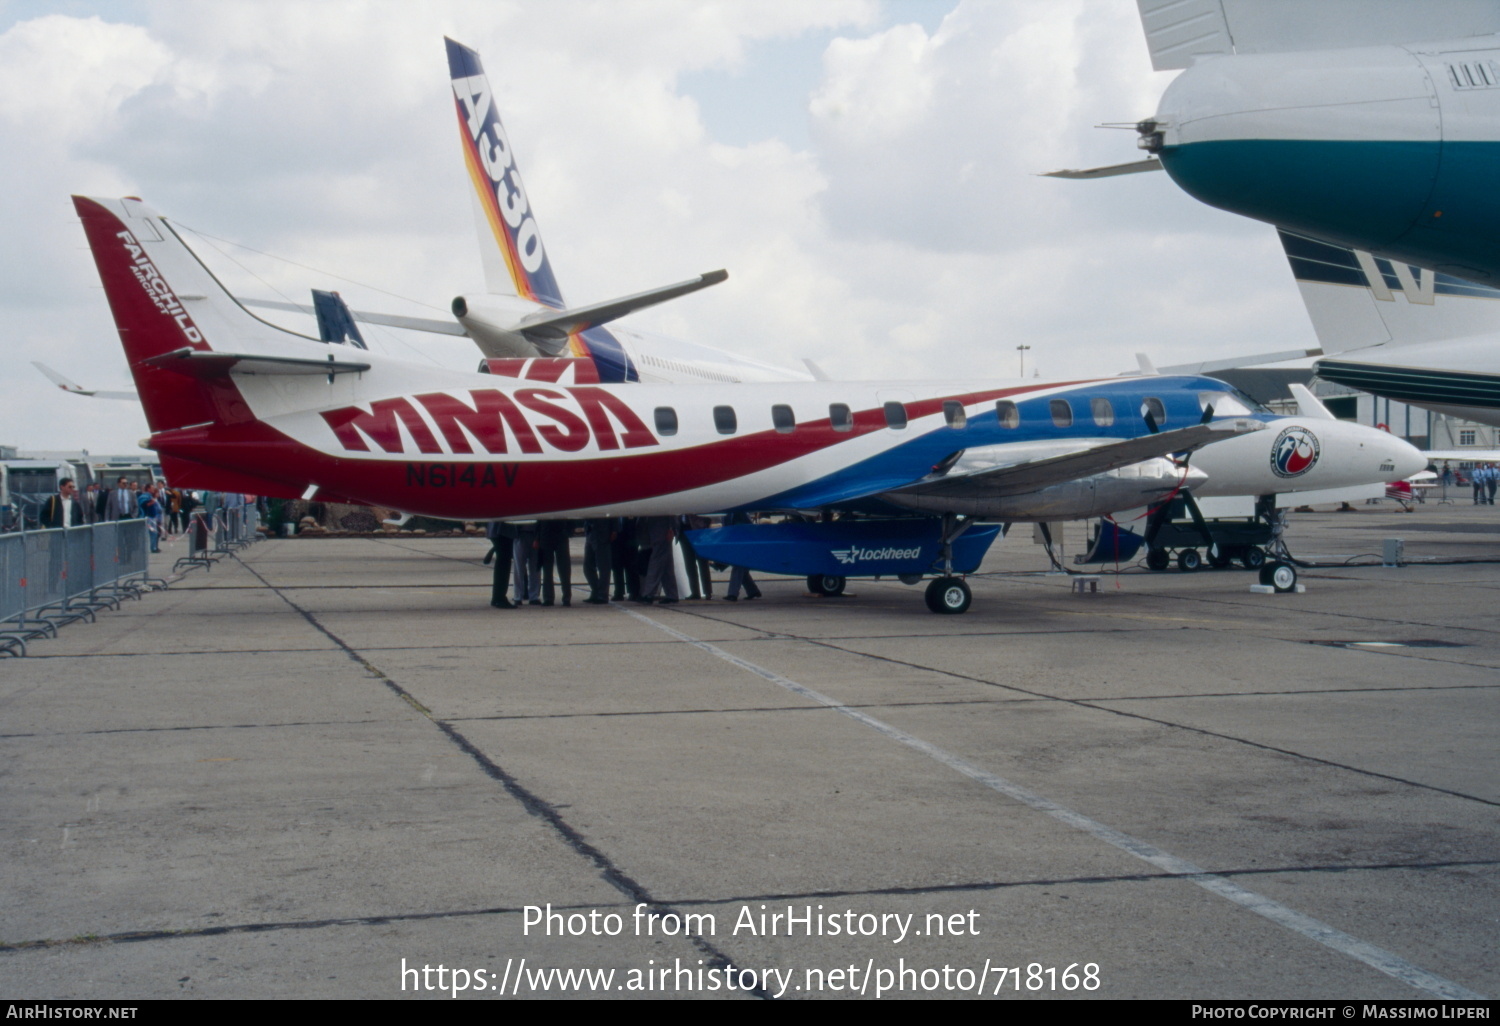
[[1016, 345, 1031, 377]]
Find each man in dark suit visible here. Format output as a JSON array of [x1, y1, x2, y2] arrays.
[[102, 477, 135, 521], [41, 479, 87, 528], [486, 521, 517, 608]]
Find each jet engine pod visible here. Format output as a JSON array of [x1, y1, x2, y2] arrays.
[[451, 295, 558, 358], [1152, 45, 1481, 276], [685, 518, 1003, 579]]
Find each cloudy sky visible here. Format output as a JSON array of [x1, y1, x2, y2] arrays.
[[0, 0, 1313, 456]]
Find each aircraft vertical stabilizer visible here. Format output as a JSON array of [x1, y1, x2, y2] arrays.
[[1279, 229, 1500, 355], [445, 37, 564, 309]]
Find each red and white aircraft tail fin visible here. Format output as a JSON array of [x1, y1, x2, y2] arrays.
[[73, 195, 368, 439]]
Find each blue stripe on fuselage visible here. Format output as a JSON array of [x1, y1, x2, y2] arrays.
[[743, 376, 1252, 511]]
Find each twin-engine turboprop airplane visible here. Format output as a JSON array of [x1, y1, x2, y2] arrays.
[[73, 194, 1426, 612], [1051, 0, 1500, 286]]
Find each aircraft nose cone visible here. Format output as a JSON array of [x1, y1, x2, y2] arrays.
[[1389, 436, 1428, 481]]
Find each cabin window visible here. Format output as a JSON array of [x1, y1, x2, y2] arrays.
[[713, 405, 738, 435], [996, 400, 1019, 429], [883, 401, 908, 429], [772, 404, 796, 433], [654, 407, 678, 436], [1050, 399, 1073, 428], [943, 401, 967, 428], [1090, 397, 1114, 427], [1143, 397, 1167, 427], [829, 404, 853, 432]]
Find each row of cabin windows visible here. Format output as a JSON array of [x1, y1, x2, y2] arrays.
[[651, 397, 1172, 437], [998, 397, 1166, 429]]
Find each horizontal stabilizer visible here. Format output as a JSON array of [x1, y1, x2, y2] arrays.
[[893, 419, 1263, 501], [143, 348, 371, 378], [32, 362, 138, 400], [1040, 158, 1163, 180], [508, 270, 728, 341]]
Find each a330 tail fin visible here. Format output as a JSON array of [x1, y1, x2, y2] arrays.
[[446, 37, 564, 308]]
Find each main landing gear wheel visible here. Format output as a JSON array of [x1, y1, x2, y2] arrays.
[[1259, 561, 1298, 593], [925, 576, 971, 614], [807, 574, 847, 597], [1177, 548, 1203, 572], [1241, 547, 1266, 571], [1145, 549, 1170, 571]]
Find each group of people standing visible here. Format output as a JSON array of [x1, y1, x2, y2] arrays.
[[41, 476, 199, 554], [484, 514, 760, 609], [1467, 464, 1499, 505]]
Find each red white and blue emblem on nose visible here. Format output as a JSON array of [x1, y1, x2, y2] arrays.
[[1270, 426, 1321, 478]]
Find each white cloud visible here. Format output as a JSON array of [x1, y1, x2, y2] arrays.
[[0, 0, 1317, 462]]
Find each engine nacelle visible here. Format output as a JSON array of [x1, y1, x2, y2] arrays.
[[451, 295, 559, 358], [883, 458, 1199, 521], [1152, 41, 1500, 284]]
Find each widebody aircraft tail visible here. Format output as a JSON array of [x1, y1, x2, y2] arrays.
[[1280, 228, 1500, 416], [446, 37, 563, 308], [445, 38, 638, 383], [1279, 228, 1500, 354]]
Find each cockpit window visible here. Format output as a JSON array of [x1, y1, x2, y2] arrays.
[[1198, 389, 1267, 416]]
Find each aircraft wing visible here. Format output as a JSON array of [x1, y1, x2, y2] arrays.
[[1138, 0, 1500, 71], [890, 419, 1263, 501], [510, 271, 728, 341]]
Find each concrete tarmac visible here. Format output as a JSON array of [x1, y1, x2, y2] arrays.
[[1, 501, 1496, 1000]]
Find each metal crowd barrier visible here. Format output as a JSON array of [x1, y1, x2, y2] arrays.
[[0, 520, 156, 657], [173, 501, 262, 573], [175, 510, 220, 572]]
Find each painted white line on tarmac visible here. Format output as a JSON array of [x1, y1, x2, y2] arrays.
[[619, 604, 1485, 1000]]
